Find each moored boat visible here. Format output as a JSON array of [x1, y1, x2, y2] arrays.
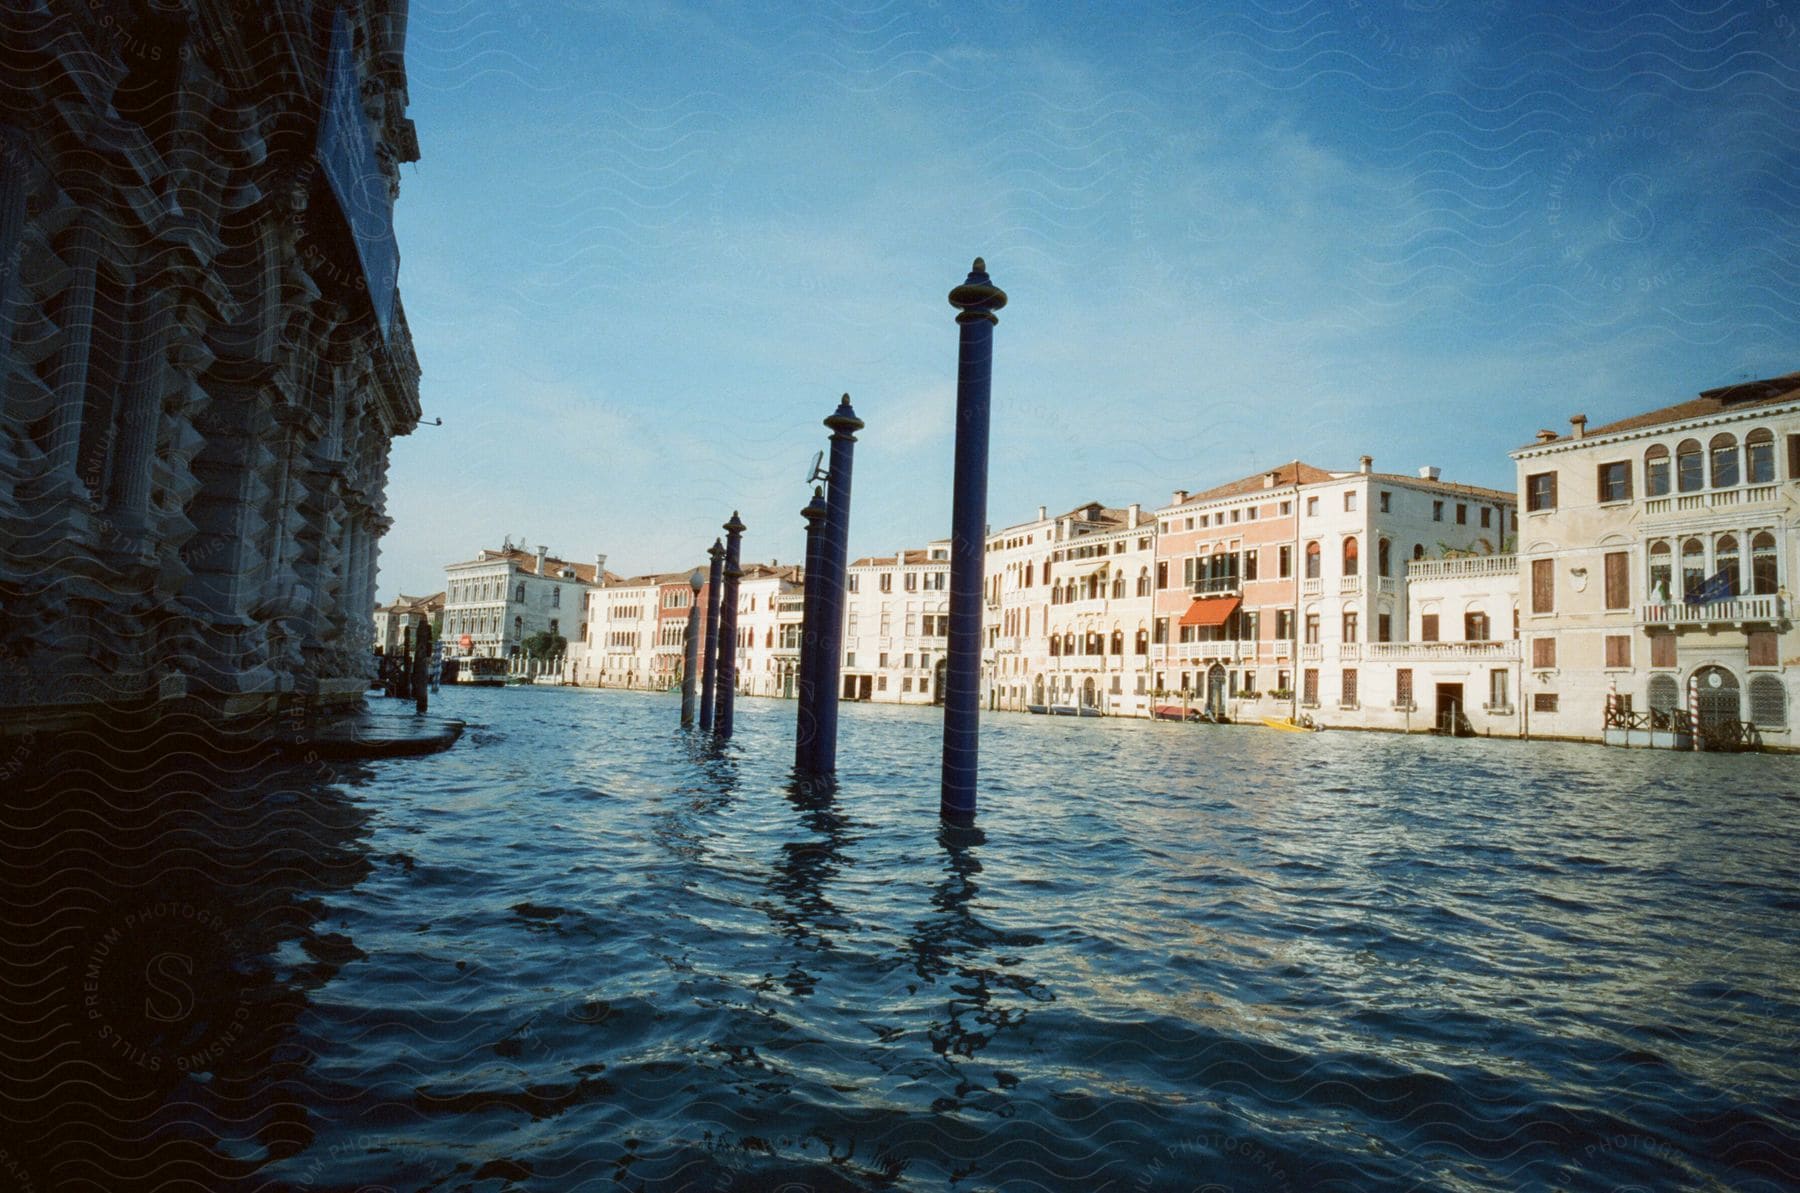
[[1260, 715, 1320, 733]]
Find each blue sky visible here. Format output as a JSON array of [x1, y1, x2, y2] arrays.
[[377, 0, 1799, 599]]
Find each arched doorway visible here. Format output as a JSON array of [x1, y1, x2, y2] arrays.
[[1081, 676, 1097, 709], [1693, 666, 1740, 730], [1206, 663, 1228, 719]]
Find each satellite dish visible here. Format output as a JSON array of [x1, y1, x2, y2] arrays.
[[806, 449, 828, 485]]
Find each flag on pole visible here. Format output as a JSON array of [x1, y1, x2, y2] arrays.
[[1683, 568, 1734, 606]]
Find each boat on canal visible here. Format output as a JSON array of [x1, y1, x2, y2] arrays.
[[1261, 715, 1321, 733], [460, 656, 508, 687]]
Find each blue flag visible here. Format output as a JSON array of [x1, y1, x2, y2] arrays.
[[1684, 568, 1734, 606]]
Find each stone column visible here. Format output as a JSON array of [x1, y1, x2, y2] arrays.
[[42, 220, 102, 485], [110, 298, 172, 542]]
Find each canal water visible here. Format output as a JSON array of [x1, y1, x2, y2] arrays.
[[13, 687, 1798, 1191]]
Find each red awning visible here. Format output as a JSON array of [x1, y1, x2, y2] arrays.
[[1178, 596, 1240, 627]]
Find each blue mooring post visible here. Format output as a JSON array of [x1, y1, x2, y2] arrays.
[[795, 485, 828, 770], [813, 395, 863, 774], [680, 568, 703, 727], [940, 258, 1006, 822], [699, 539, 724, 732], [714, 512, 746, 740]]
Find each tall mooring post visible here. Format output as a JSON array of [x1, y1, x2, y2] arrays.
[[940, 258, 1006, 822], [680, 568, 703, 726], [713, 512, 746, 740], [411, 620, 432, 714], [812, 396, 863, 774], [699, 539, 724, 732], [795, 485, 828, 770]]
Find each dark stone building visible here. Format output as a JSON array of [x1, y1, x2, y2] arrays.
[[0, 1, 423, 732]]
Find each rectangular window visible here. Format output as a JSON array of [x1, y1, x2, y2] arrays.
[[1531, 558, 1554, 613], [904, 573, 917, 592], [902, 677, 912, 692], [1279, 500, 1291, 515], [1526, 472, 1557, 512], [1377, 613, 1391, 642], [1303, 668, 1319, 705], [1156, 561, 1168, 589], [1344, 491, 1357, 512], [1604, 635, 1630, 668], [1790, 434, 1800, 479], [878, 574, 891, 592], [1278, 545, 1292, 578], [1489, 669, 1508, 709], [1464, 611, 1489, 641], [1396, 668, 1413, 706], [1342, 611, 1358, 643], [1340, 668, 1358, 707], [1304, 613, 1319, 644], [1456, 503, 1467, 524], [1651, 632, 1675, 668], [1749, 630, 1778, 667], [1154, 617, 1168, 644], [1275, 609, 1293, 640], [1604, 551, 1629, 610], [1306, 496, 1318, 516], [1433, 500, 1444, 522], [1480, 507, 1491, 528], [1597, 461, 1631, 503], [1533, 692, 1559, 713], [1244, 551, 1259, 581], [1533, 636, 1556, 669], [1379, 491, 1391, 513], [1421, 613, 1439, 642]]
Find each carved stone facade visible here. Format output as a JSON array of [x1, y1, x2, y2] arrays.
[[0, 2, 422, 732]]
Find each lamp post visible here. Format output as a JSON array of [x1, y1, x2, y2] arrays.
[[699, 539, 724, 732], [681, 568, 703, 727], [940, 258, 1005, 823]]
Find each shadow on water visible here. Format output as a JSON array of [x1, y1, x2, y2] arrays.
[[0, 713, 375, 1193]]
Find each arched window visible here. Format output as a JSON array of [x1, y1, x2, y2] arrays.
[[514, 615, 523, 635], [1680, 538, 1705, 599], [1647, 674, 1680, 715], [1063, 632, 1076, 656], [1676, 439, 1703, 492], [1111, 629, 1124, 655], [1135, 628, 1149, 655], [515, 582, 526, 602], [1748, 675, 1787, 728], [1305, 541, 1321, 579], [1412, 543, 1425, 561], [1648, 540, 1672, 602], [1024, 562, 1034, 587], [1342, 536, 1359, 574], [1644, 443, 1671, 496], [1746, 429, 1776, 484], [1112, 574, 1125, 599], [1716, 535, 1740, 596], [1752, 531, 1778, 594], [1049, 636, 1060, 657], [1087, 631, 1102, 655], [1137, 567, 1150, 597], [1377, 538, 1391, 578], [1051, 583, 1061, 606], [765, 628, 774, 648], [1709, 433, 1739, 488]]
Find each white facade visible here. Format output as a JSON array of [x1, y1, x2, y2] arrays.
[[442, 546, 599, 662], [732, 564, 803, 697], [842, 542, 953, 704], [984, 506, 1057, 712], [1037, 503, 1158, 716]]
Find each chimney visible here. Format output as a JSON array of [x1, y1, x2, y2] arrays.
[[1417, 466, 1441, 481], [1172, 489, 1188, 505], [1037, 505, 1047, 521], [1359, 455, 1372, 474], [1263, 472, 1278, 489], [1570, 414, 1587, 439], [535, 545, 548, 575], [1535, 429, 1558, 444], [1127, 503, 1141, 528], [594, 553, 607, 582]]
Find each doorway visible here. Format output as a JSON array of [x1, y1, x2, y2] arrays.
[[1435, 683, 1465, 735]]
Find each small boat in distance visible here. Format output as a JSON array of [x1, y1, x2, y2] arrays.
[[1261, 715, 1321, 733], [1025, 703, 1050, 715], [1049, 703, 1079, 716], [462, 657, 508, 687], [1152, 705, 1201, 722]]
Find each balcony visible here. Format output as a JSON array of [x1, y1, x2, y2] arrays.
[[1364, 641, 1521, 662], [1162, 638, 1293, 664], [1406, 554, 1517, 581], [1642, 596, 1786, 626], [1301, 577, 1322, 596], [1644, 485, 1783, 519], [1339, 575, 1361, 596], [1192, 575, 1240, 596]]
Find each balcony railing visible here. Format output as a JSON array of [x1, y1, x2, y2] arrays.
[[1644, 485, 1782, 517], [1642, 596, 1785, 625], [1301, 577, 1322, 596], [1162, 638, 1294, 663], [1364, 640, 1521, 662], [1340, 575, 1361, 595], [1192, 576, 1240, 596], [1407, 554, 1517, 581]]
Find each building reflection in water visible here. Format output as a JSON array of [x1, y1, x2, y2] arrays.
[[2, 719, 375, 1191]]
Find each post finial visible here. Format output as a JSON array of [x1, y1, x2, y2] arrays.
[[972, 257, 985, 272], [949, 257, 1006, 323]]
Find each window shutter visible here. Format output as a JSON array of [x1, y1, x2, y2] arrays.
[[1604, 552, 1629, 610], [1651, 633, 1675, 668], [1533, 637, 1556, 669], [1749, 630, 1777, 667], [1531, 559, 1555, 613], [1421, 614, 1439, 642]]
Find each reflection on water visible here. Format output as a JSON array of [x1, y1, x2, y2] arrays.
[[4, 691, 1798, 1191]]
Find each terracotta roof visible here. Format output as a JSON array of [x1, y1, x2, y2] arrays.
[[381, 591, 444, 614], [1365, 473, 1515, 503], [449, 547, 603, 583], [1164, 461, 1335, 510], [738, 562, 803, 582], [1514, 371, 1800, 451]]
